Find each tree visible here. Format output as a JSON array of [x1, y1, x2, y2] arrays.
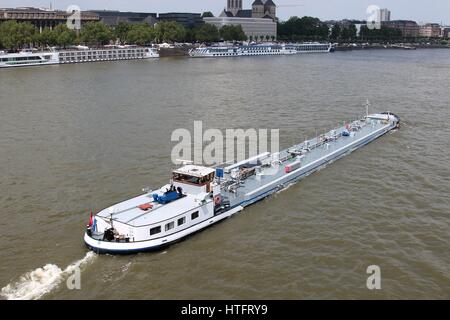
[[219, 25, 233, 41], [265, 35, 270, 41], [183, 28, 196, 43], [219, 25, 247, 41], [0, 20, 36, 51], [126, 23, 156, 45], [154, 21, 186, 43], [235, 25, 247, 41], [330, 24, 341, 41], [36, 27, 57, 47], [195, 23, 219, 43], [114, 22, 131, 44], [201, 12, 214, 18], [278, 16, 329, 41], [80, 21, 113, 46], [54, 24, 76, 48], [340, 24, 357, 42]]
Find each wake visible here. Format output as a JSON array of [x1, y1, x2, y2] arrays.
[[1, 252, 96, 300]]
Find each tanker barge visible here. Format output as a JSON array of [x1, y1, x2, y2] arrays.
[[84, 110, 400, 254]]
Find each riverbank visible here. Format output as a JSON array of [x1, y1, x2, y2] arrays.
[[335, 43, 450, 51]]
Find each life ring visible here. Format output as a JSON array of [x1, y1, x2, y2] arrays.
[[214, 195, 222, 205]]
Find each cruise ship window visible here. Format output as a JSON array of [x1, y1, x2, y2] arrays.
[[165, 222, 174, 231], [178, 217, 186, 226], [150, 226, 161, 235], [191, 211, 199, 220]]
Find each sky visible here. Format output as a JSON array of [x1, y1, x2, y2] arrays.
[[1, 0, 450, 24]]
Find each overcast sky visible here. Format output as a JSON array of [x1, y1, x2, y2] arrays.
[[2, 0, 450, 24]]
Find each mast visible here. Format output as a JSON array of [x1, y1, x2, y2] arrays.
[[366, 99, 370, 117]]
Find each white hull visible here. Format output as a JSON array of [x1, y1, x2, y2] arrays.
[[84, 205, 244, 253], [0, 47, 159, 68], [0, 51, 59, 68], [189, 43, 332, 58]]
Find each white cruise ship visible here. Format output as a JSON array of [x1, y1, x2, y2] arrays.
[[0, 49, 60, 68], [189, 42, 333, 58], [0, 46, 159, 68]]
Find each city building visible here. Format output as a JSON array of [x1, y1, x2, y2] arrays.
[[92, 10, 157, 27], [204, 16, 276, 40], [379, 9, 391, 22], [220, 0, 277, 21], [384, 20, 419, 38], [442, 27, 450, 38], [0, 7, 99, 32], [419, 23, 441, 38], [158, 13, 204, 29]]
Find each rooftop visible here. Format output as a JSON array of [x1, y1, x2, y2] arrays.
[[173, 165, 215, 177]]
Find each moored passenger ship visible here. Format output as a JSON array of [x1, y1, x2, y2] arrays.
[[0, 49, 59, 68], [189, 42, 333, 58], [58, 46, 159, 64], [84, 110, 400, 254], [0, 46, 159, 68]]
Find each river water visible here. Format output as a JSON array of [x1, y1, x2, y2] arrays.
[[0, 49, 449, 299]]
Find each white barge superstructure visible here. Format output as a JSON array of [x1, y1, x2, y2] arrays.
[[189, 42, 333, 58], [0, 46, 159, 68], [84, 110, 400, 254]]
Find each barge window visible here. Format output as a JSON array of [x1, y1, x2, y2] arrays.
[[150, 226, 161, 235], [178, 217, 186, 226], [165, 222, 174, 231], [191, 211, 199, 220]]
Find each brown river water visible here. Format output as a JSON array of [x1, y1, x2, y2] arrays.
[[0, 49, 449, 299]]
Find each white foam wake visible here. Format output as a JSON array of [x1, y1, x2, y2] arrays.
[[1, 252, 96, 300]]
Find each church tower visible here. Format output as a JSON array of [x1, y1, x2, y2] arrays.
[[227, 0, 243, 16], [252, 0, 265, 18], [263, 0, 277, 20]]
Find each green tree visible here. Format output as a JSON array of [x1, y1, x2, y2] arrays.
[[278, 16, 329, 41], [183, 28, 196, 43], [80, 21, 113, 46], [0, 20, 36, 51], [154, 21, 186, 43], [36, 27, 57, 47], [330, 24, 341, 41], [220, 25, 247, 41], [201, 12, 214, 18], [54, 24, 76, 48], [126, 23, 156, 45], [114, 22, 131, 44], [340, 24, 357, 42], [195, 24, 219, 43]]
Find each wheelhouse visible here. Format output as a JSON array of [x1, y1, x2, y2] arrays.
[[172, 165, 216, 194]]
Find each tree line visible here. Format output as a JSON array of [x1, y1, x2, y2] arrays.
[[278, 16, 448, 43], [2, 16, 442, 51], [0, 19, 248, 51]]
